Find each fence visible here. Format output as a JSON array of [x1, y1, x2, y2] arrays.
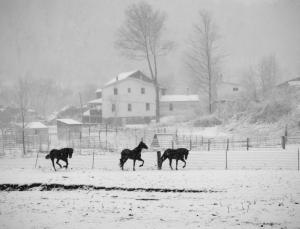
[[1, 126, 300, 155]]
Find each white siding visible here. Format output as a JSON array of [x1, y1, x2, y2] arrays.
[[102, 77, 155, 118]]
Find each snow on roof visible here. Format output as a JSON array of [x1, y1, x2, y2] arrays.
[[26, 122, 48, 129], [88, 98, 102, 104], [105, 70, 139, 87], [83, 110, 90, 116], [160, 94, 200, 102], [96, 88, 102, 93], [288, 81, 300, 87], [57, 119, 82, 125]]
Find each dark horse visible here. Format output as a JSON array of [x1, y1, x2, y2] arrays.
[[45, 148, 73, 171], [161, 148, 189, 170], [119, 141, 148, 171]]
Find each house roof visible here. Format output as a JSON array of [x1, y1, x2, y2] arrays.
[[104, 70, 153, 87], [88, 98, 102, 104], [83, 110, 90, 116], [218, 80, 241, 86], [160, 94, 200, 102], [277, 77, 300, 87], [57, 119, 82, 125], [25, 122, 48, 129], [95, 88, 102, 93]]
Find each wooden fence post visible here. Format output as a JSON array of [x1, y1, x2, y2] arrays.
[[208, 139, 210, 151], [172, 140, 174, 149], [92, 150, 95, 169], [98, 130, 101, 148], [281, 136, 286, 150], [190, 138, 192, 150], [246, 138, 249, 151], [157, 151, 162, 170], [225, 148, 228, 170], [226, 139, 229, 151], [105, 124, 108, 150], [35, 150, 39, 168], [298, 148, 299, 171]]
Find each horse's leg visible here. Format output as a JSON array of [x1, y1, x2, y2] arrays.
[[169, 158, 173, 170], [138, 158, 144, 167], [121, 157, 128, 170], [56, 159, 62, 168], [51, 159, 56, 171], [180, 158, 186, 168], [64, 158, 68, 169], [133, 159, 136, 171], [176, 159, 179, 170]]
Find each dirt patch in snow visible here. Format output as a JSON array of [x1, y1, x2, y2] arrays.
[[0, 183, 225, 193]]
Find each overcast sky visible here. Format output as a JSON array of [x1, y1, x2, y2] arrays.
[[0, 0, 299, 89]]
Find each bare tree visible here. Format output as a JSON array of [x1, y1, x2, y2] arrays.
[[115, 1, 173, 122], [257, 54, 278, 98], [186, 10, 221, 114], [15, 77, 30, 155], [242, 67, 259, 102]]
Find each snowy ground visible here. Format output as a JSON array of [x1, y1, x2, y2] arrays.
[[0, 169, 300, 228], [0, 147, 299, 228]]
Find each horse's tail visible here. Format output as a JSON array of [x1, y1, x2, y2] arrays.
[[119, 158, 123, 168]]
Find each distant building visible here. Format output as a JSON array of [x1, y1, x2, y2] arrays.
[[160, 94, 200, 117], [25, 122, 49, 144], [102, 70, 157, 124], [83, 96, 102, 124], [213, 76, 245, 112], [216, 81, 244, 102], [57, 119, 82, 141], [95, 89, 102, 99]]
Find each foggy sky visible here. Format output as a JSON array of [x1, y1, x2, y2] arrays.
[[0, 0, 299, 90]]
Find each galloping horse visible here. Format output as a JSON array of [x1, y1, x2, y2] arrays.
[[45, 148, 73, 171], [161, 148, 189, 170], [119, 141, 148, 171]]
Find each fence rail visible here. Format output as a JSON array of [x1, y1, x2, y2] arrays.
[[0, 126, 300, 157]]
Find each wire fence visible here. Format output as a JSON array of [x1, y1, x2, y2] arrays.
[[0, 125, 300, 170], [0, 126, 300, 156]]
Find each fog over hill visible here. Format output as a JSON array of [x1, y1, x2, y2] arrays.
[[0, 0, 299, 91]]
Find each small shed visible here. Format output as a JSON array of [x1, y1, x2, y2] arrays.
[[57, 119, 82, 141], [26, 122, 49, 145]]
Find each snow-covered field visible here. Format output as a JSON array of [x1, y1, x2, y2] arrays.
[[0, 147, 299, 229], [0, 169, 299, 228]]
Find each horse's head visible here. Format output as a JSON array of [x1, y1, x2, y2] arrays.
[[184, 149, 189, 160], [68, 148, 73, 158], [138, 141, 148, 150], [160, 149, 171, 162]]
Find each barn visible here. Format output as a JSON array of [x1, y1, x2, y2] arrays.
[[57, 119, 82, 141]]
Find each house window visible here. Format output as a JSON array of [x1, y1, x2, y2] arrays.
[[169, 103, 173, 111], [146, 103, 150, 111], [128, 88, 131, 93], [141, 88, 145, 94], [128, 104, 132, 112], [114, 88, 118, 95], [112, 104, 116, 112], [233, 87, 239, 91]]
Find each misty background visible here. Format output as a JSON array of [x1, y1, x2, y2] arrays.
[[0, 0, 299, 113]]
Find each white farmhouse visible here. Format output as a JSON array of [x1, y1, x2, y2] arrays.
[[160, 94, 200, 117], [102, 70, 156, 124]]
